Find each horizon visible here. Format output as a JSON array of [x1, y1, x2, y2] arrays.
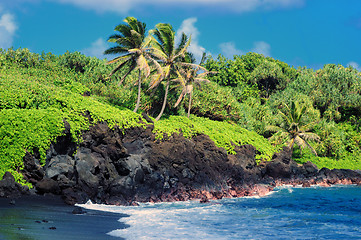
[[1, 0, 361, 70]]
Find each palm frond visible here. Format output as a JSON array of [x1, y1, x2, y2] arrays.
[[114, 24, 132, 38], [193, 78, 210, 84], [130, 29, 143, 47], [148, 46, 168, 62], [176, 33, 189, 54], [173, 69, 186, 86], [107, 34, 123, 42], [299, 121, 317, 132], [266, 125, 284, 133], [297, 105, 307, 123], [279, 111, 292, 127], [107, 60, 131, 79], [174, 35, 191, 59], [145, 53, 164, 76], [149, 65, 170, 89], [104, 46, 129, 56], [299, 132, 320, 141], [118, 61, 137, 85], [179, 62, 208, 72], [136, 54, 151, 78], [155, 23, 175, 57], [141, 35, 152, 49], [294, 136, 307, 149]]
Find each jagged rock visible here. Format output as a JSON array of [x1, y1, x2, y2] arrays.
[[303, 161, 319, 175], [72, 206, 86, 214], [0, 172, 29, 198], [228, 144, 257, 169], [10, 121, 361, 205], [271, 147, 292, 164], [46, 155, 75, 179], [22, 152, 45, 184], [74, 148, 101, 192], [36, 178, 60, 194], [265, 160, 292, 179], [61, 188, 89, 205]]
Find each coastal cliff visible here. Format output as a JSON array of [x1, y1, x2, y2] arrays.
[[2, 121, 361, 205]]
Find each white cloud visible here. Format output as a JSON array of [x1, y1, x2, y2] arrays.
[[347, 61, 361, 71], [251, 41, 271, 57], [176, 18, 206, 62], [219, 42, 243, 59], [0, 12, 17, 49], [219, 41, 271, 58], [50, 0, 133, 14], [48, 0, 304, 14], [81, 38, 108, 59]]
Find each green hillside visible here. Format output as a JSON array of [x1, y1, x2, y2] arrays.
[[1, 45, 361, 186], [0, 48, 277, 186]]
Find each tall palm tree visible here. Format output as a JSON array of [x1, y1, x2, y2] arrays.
[[149, 23, 191, 121], [104, 16, 161, 113], [173, 53, 213, 118], [267, 101, 320, 156]]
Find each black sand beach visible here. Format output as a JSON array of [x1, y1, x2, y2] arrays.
[[0, 196, 127, 240]]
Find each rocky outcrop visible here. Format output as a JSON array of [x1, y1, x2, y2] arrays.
[[0, 172, 29, 198], [2, 121, 361, 205]]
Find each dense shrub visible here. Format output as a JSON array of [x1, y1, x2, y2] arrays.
[[283, 65, 361, 121], [204, 52, 298, 100], [0, 63, 145, 184], [190, 82, 243, 121], [154, 115, 278, 161]]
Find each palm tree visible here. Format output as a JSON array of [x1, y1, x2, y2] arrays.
[[149, 23, 191, 121], [173, 53, 213, 118], [267, 101, 320, 156], [104, 16, 161, 113]]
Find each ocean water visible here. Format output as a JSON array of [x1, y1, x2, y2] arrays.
[[78, 185, 361, 240]]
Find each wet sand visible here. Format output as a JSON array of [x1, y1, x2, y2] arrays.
[[0, 195, 128, 240]]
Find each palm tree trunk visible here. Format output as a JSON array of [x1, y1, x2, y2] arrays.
[[155, 78, 170, 121], [187, 91, 192, 118], [133, 69, 142, 113], [289, 138, 295, 156]]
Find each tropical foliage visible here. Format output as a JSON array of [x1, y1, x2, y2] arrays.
[[173, 53, 212, 118], [1, 16, 361, 187], [104, 17, 162, 113], [267, 101, 320, 156], [148, 23, 191, 121]]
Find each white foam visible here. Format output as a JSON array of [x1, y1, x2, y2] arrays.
[[78, 200, 231, 239]]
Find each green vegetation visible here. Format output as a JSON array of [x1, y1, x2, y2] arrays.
[[104, 16, 162, 113], [267, 101, 320, 156], [1, 17, 361, 186], [148, 23, 192, 121], [0, 55, 145, 185], [173, 53, 212, 118], [153, 115, 277, 161]]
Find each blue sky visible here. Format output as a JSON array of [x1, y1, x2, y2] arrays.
[[1, 0, 361, 70]]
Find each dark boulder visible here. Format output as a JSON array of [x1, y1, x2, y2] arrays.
[[0, 172, 29, 198], [265, 147, 296, 179], [46, 155, 75, 179], [35, 178, 60, 194], [22, 151, 45, 184], [228, 144, 257, 170], [72, 206, 86, 214], [302, 161, 319, 176]]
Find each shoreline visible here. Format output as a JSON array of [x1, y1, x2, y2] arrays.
[[0, 195, 128, 240], [0, 178, 359, 240], [157, 177, 361, 204], [1, 124, 361, 207]]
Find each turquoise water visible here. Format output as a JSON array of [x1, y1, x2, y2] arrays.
[[79, 185, 361, 240]]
